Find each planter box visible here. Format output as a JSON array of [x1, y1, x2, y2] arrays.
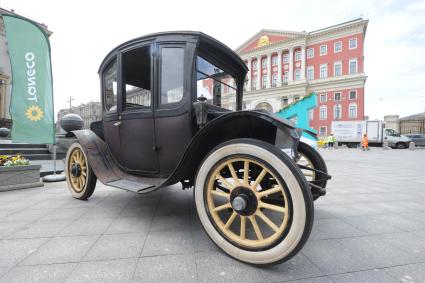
[[0, 165, 43, 192]]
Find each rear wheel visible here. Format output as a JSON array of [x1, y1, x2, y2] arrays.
[[296, 142, 328, 200], [65, 143, 97, 200], [195, 139, 313, 265]]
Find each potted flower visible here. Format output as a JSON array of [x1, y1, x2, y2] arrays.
[[0, 155, 43, 192]]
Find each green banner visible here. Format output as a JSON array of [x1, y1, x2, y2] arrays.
[[2, 15, 55, 144]]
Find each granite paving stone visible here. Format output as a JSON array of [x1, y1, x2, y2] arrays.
[[0, 148, 424, 282], [133, 254, 197, 283]]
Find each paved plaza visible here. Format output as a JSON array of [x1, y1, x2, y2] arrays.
[[0, 148, 424, 282]]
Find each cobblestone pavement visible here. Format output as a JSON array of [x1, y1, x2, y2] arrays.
[[0, 148, 424, 282]]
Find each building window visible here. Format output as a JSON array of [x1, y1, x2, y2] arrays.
[[349, 103, 357, 118], [334, 92, 341, 101], [294, 95, 300, 101], [320, 64, 328, 78], [334, 41, 342, 53], [320, 45, 327, 56], [295, 51, 301, 61], [262, 75, 267, 89], [283, 71, 289, 84], [282, 97, 288, 105], [349, 59, 357, 74], [294, 69, 301, 81], [334, 61, 342, 76], [272, 73, 277, 87], [319, 126, 327, 136], [308, 109, 314, 120], [307, 66, 314, 80], [262, 58, 267, 68], [349, 90, 357, 100], [349, 38, 357, 49], [272, 55, 278, 66], [320, 106, 327, 120], [320, 93, 327, 102], [283, 53, 289, 63], [252, 76, 257, 90], [307, 48, 314, 58], [252, 60, 258, 70], [334, 104, 342, 119]]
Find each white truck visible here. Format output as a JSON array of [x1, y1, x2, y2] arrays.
[[331, 120, 411, 149]]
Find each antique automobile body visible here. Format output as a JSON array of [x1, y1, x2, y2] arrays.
[[65, 32, 330, 265]]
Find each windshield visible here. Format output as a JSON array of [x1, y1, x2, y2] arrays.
[[196, 56, 237, 110]]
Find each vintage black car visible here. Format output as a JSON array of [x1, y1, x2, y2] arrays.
[[65, 32, 330, 265]]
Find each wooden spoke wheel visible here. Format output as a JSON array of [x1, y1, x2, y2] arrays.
[[206, 157, 291, 250], [65, 143, 97, 200], [195, 139, 313, 265]]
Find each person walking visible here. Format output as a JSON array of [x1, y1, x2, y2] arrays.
[[361, 134, 369, 151], [327, 134, 336, 149]]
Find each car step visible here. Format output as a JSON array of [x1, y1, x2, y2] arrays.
[[105, 177, 166, 193]]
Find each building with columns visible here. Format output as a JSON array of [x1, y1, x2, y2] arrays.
[[226, 18, 368, 137]]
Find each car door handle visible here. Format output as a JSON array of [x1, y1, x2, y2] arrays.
[[113, 121, 121, 127]]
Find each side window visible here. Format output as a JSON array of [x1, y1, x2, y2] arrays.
[[160, 47, 184, 105], [103, 59, 118, 112], [122, 46, 151, 108]]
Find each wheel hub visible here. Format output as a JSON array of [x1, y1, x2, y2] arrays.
[[230, 187, 257, 216], [70, 163, 81, 177]]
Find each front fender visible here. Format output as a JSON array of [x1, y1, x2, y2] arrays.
[[164, 110, 301, 186]]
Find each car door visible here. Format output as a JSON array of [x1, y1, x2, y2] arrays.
[[102, 57, 127, 166], [102, 44, 159, 174], [153, 43, 193, 175], [117, 43, 159, 173]]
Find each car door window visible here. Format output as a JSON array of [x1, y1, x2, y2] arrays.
[[103, 58, 118, 112], [160, 47, 184, 105], [122, 46, 151, 108]]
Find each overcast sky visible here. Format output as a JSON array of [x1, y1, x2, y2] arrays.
[[2, 0, 425, 119]]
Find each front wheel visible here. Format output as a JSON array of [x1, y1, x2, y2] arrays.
[[194, 139, 314, 265], [396, 142, 407, 149], [65, 142, 97, 200]]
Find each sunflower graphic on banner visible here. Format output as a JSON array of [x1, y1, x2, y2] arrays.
[[2, 14, 55, 144]]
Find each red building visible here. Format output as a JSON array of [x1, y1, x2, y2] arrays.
[[231, 18, 368, 137]]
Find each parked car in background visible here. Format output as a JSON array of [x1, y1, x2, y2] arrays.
[[406, 134, 425, 147]]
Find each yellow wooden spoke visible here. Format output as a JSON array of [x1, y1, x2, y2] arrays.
[[212, 203, 231, 212], [257, 186, 282, 198], [256, 210, 279, 232], [249, 215, 264, 240], [240, 216, 246, 239], [243, 161, 249, 185], [259, 201, 287, 213], [216, 174, 234, 190], [227, 162, 241, 186], [224, 211, 237, 229], [251, 168, 267, 189]]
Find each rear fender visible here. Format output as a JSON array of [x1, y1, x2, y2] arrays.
[[70, 130, 124, 184]]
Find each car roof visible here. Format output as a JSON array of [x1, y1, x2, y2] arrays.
[[98, 31, 248, 78]]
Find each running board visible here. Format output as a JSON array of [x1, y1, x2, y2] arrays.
[[105, 178, 166, 193]]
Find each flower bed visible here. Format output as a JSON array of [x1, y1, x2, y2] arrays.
[[0, 155, 43, 192]]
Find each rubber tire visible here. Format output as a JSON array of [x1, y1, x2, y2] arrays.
[[297, 142, 328, 201], [396, 142, 406, 149], [65, 142, 97, 200], [194, 138, 314, 265]]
